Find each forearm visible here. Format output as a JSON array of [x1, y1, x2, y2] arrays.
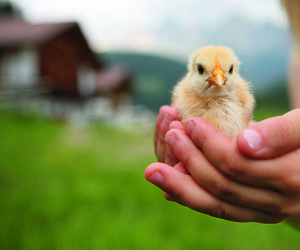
[[288, 54, 300, 109], [286, 55, 300, 229]]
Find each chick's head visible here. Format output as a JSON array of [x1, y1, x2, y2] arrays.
[[187, 46, 241, 96]]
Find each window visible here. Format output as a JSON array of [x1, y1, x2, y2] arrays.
[[1, 48, 38, 87], [78, 64, 95, 97]]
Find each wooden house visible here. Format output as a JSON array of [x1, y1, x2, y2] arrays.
[[0, 18, 133, 112]]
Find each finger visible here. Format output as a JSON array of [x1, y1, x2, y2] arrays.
[[173, 162, 190, 175], [155, 106, 179, 139], [154, 106, 180, 162], [170, 120, 184, 130], [182, 118, 300, 217], [268, 147, 300, 193], [165, 143, 179, 166], [145, 163, 283, 223], [184, 117, 300, 205], [165, 121, 185, 166], [154, 106, 170, 162], [163, 162, 190, 201], [154, 106, 178, 147], [183, 118, 280, 187], [237, 109, 300, 158], [166, 128, 290, 215]]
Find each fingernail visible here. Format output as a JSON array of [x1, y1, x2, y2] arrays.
[[169, 121, 181, 130], [166, 131, 177, 146], [185, 119, 194, 134], [242, 129, 262, 150], [148, 171, 164, 185]]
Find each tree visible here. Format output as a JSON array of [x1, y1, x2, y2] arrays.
[[0, 1, 22, 17]]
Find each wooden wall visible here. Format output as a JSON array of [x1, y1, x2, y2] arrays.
[[38, 25, 102, 97]]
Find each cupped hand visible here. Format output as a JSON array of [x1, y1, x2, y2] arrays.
[[146, 109, 300, 223]]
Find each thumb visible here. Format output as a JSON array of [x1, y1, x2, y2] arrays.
[[237, 109, 300, 158]]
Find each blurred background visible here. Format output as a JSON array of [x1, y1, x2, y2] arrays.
[[0, 0, 299, 249]]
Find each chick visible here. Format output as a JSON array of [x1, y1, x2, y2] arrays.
[[172, 46, 255, 140]]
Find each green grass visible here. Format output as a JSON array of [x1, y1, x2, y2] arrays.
[[0, 109, 299, 250]]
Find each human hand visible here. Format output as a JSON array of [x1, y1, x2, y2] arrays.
[[237, 109, 300, 227], [145, 109, 300, 223], [154, 106, 181, 165]]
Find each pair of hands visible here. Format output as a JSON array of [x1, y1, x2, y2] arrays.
[[145, 106, 300, 225]]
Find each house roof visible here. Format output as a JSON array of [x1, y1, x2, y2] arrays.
[[0, 17, 104, 69], [0, 18, 76, 48], [95, 66, 132, 92]]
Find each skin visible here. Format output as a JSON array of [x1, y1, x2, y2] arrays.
[[145, 105, 300, 226], [289, 54, 300, 109]]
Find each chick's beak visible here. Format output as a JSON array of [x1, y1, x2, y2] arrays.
[[206, 59, 227, 87]]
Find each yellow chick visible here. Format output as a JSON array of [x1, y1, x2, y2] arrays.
[[172, 46, 255, 140]]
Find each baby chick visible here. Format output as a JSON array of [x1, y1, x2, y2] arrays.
[[172, 46, 255, 140]]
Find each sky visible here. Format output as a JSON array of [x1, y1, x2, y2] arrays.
[[10, 0, 288, 58]]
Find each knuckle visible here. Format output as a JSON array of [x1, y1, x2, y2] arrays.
[[160, 118, 170, 136], [218, 154, 243, 178], [180, 152, 195, 169], [211, 180, 233, 198], [170, 185, 187, 200], [277, 207, 298, 218], [210, 204, 227, 220], [226, 163, 244, 177], [263, 216, 285, 224], [271, 200, 300, 217], [282, 174, 300, 192]]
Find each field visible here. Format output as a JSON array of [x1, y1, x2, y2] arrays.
[[0, 107, 299, 250]]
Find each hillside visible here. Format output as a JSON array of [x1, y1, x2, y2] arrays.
[[101, 52, 186, 112], [100, 51, 290, 114]]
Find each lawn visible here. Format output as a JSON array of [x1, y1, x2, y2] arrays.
[[0, 108, 299, 250]]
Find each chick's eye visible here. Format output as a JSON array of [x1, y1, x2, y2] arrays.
[[197, 64, 204, 75], [229, 65, 234, 74]]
